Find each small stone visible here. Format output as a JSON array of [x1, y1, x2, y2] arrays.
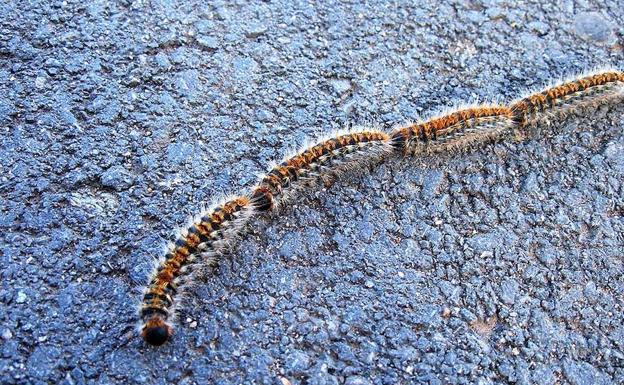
[[16, 291, 27, 304], [2, 329, 12, 340], [196, 35, 219, 50], [460, 308, 476, 322], [604, 142, 623, 160], [233, 57, 259, 80], [349, 271, 364, 284], [59, 109, 80, 129], [100, 166, 135, 191], [583, 281, 598, 301], [465, 10, 485, 24], [528, 21, 549, 35], [244, 22, 268, 38], [522, 172, 538, 192], [422, 171, 445, 198], [500, 278, 520, 305], [604, 142, 624, 173], [574, 12, 614, 43], [285, 350, 310, 374], [35, 75, 47, 88], [256, 109, 274, 122], [563, 360, 608, 385], [279, 232, 303, 260], [345, 376, 372, 385], [126, 76, 140, 87], [331, 79, 352, 94], [154, 53, 172, 68], [166, 142, 194, 164]]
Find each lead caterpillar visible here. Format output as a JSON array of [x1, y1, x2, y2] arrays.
[[139, 68, 624, 346], [139, 130, 395, 345]]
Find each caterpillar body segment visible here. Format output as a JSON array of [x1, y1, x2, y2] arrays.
[[250, 129, 393, 212], [511, 69, 624, 127], [390, 105, 515, 154], [140, 196, 251, 346]]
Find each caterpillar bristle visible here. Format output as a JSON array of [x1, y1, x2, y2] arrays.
[[139, 67, 624, 346]]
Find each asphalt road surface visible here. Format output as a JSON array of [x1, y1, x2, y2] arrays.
[[1, 1, 623, 384]]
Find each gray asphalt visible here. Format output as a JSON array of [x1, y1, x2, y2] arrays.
[[1, 1, 623, 384]]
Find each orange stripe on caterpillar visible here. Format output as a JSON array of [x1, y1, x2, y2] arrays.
[[139, 196, 250, 346], [510, 69, 624, 127], [250, 130, 392, 211], [390, 105, 514, 153]]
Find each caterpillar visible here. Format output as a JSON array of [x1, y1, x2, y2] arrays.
[[250, 129, 393, 212], [510, 69, 624, 127], [139, 67, 623, 346], [139, 129, 393, 346], [139, 196, 252, 346], [390, 104, 515, 154]]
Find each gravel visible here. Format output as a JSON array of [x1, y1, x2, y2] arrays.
[[1, 1, 623, 384]]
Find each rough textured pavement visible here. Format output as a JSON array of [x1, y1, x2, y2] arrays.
[[1, 1, 624, 384]]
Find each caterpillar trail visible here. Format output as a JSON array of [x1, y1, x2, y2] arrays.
[[139, 68, 624, 346], [139, 196, 252, 346], [511, 69, 624, 127]]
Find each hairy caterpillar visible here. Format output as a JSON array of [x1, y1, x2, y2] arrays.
[[250, 129, 393, 212], [139, 129, 393, 346], [390, 104, 515, 154], [511, 69, 624, 127], [139, 68, 623, 346], [139, 196, 252, 346]]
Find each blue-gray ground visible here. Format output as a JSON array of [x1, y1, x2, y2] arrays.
[[1, 1, 623, 384]]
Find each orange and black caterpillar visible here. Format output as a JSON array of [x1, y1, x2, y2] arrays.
[[250, 130, 393, 212], [390, 104, 515, 153], [140, 196, 251, 346], [511, 70, 624, 127], [139, 68, 623, 346], [139, 130, 393, 346]]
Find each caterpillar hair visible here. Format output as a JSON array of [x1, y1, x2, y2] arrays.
[[139, 196, 252, 346], [390, 104, 515, 154], [249, 129, 393, 212], [510, 69, 624, 127]]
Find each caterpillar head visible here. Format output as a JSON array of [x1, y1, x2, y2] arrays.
[[141, 317, 173, 346]]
